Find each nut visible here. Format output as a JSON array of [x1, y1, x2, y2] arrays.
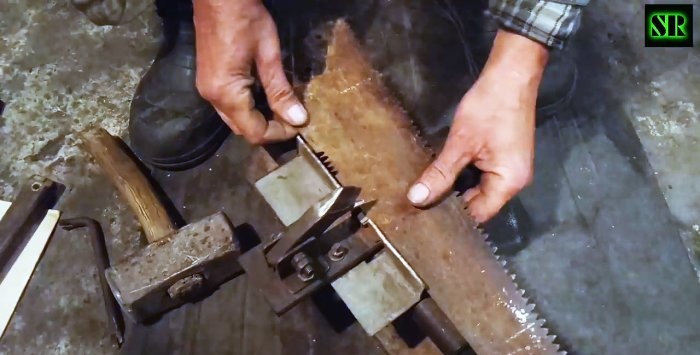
[[292, 252, 315, 282], [298, 265, 315, 282]]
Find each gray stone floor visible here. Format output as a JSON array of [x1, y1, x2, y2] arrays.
[[1, 0, 699, 354]]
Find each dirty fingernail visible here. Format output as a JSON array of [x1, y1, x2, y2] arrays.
[[287, 104, 308, 125], [408, 183, 430, 204]]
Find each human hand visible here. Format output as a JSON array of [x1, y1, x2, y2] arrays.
[[407, 30, 549, 223], [193, 0, 307, 144]]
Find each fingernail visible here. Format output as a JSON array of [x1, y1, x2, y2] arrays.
[[463, 188, 479, 203], [407, 183, 430, 205], [286, 104, 308, 125]]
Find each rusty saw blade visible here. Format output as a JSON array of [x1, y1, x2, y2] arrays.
[[299, 20, 563, 355]]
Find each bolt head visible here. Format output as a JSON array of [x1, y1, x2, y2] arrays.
[[328, 243, 348, 261]]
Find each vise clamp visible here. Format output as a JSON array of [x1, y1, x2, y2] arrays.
[[241, 136, 470, 355]]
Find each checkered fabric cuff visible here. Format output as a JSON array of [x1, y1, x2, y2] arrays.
[[487, 0, 589, 50]]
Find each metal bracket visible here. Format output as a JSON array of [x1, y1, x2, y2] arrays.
[[239, 212, 380, 314], [263, 186, 361, 269]]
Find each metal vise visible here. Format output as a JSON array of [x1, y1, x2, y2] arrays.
[[241, 136, 470, 355]]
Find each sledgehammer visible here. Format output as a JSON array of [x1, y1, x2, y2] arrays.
[[79, 127, 241, 322]]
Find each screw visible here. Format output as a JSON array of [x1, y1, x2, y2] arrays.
[[328, 243, 348, 261]]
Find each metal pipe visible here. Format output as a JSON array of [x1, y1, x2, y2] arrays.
[[410, 297, 472, 355]]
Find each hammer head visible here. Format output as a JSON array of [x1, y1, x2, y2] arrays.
[[105, 212, 241, 322]]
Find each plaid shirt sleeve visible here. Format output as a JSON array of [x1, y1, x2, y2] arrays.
[[487, 0, 590, 49]]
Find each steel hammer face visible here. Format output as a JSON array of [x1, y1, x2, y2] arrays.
[[105, 212, 241, 322]]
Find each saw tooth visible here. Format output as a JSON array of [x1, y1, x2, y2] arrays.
[[408, 119, 435, 154], [315, 151, 339, 176], [409, 119, 424, 137], [443, 174, 564, 349], [526, 312, 539, 322]]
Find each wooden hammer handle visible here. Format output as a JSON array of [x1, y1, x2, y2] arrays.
[[80, 127, 176, 243]]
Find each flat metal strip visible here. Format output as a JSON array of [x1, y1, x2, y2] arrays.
[[0, 200, 60, 338]]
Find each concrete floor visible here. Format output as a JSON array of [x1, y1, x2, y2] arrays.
[[1, 0, 699, 354]]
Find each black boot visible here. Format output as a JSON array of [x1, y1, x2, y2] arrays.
[[128, 2, 229, 171], [535, 45, 578, 121]]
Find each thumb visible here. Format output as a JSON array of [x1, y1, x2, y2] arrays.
[[256, 31, 308, 127], [407, 143, 474, 207], [466, 170, 529, 223]]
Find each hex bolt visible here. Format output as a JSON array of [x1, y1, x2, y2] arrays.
[[292, 252, 315, 282], [328, 243, 348, 261]]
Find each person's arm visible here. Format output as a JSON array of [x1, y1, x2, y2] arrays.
[[193, 0, 308, 145], [407, 0, 589, 223], [487, 0, 589, 50]]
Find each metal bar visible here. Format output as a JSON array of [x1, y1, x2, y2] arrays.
[[0, 176, 61, 277], [331, 250, 424, 335], [59, 217, 125, 347], [0, 202, 60, 339]]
